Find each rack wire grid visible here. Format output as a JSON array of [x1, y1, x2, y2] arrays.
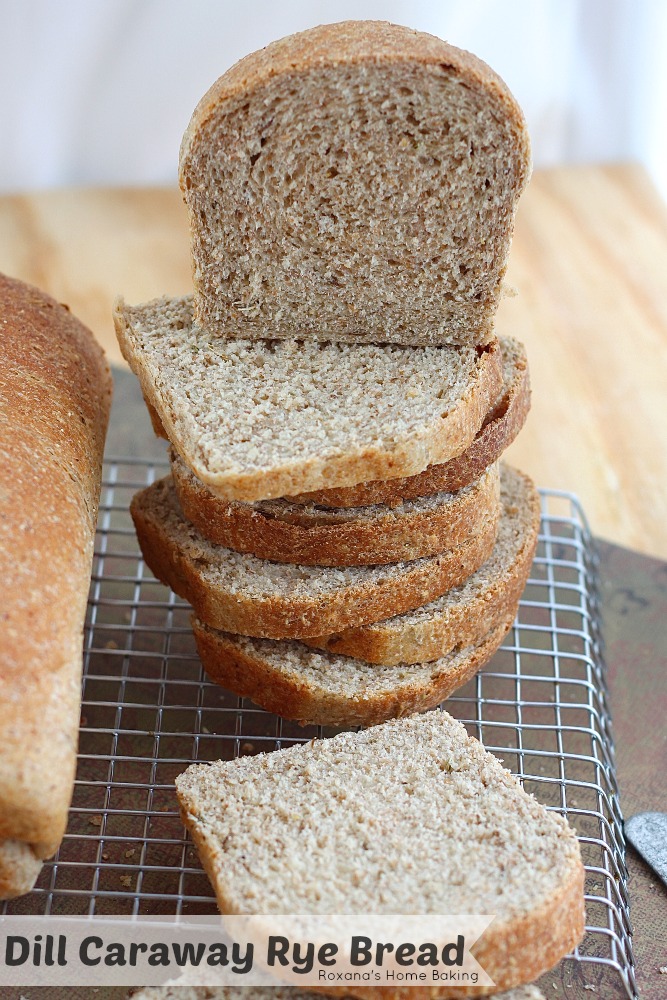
[[1, 457, 638, 999]]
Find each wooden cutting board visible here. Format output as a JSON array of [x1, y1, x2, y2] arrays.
[[1, 163, 666, 558]]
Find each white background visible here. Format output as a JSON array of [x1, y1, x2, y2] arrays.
[[0, 0, 666, 198]]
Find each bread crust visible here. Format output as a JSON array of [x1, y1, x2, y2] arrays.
[[171, 454, 500, 567], [305, 466, 539, 663], [181, 23, 531, 170], [131, 477, 498, 639], [290, 337, 530, 508], [0, 273, 112, 898], [192, 617, 513, 727], [114, 297, 503, 502]]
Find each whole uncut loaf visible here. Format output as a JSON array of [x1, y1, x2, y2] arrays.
[[170, 454, 500, 566], [130, 477, 497, 639], [305, 465, 539, 663], [175, 712, 585, 997], [0, 273, 112, 898], [114, 295, 502, 501], [192, 616, 512, 727], [179, 20, 531, 347], [291, 336, 529, 508]]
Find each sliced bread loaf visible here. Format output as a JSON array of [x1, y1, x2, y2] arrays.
[[171, 454, 500, 566], [304, 465, 539, 663], [114, 296, 502, 501], [175, 712, 584, 996], [180, 21, 531, 347], [130, 477, 497, 639], [192, 616, 512, 727], [290, 335, 529, 508]]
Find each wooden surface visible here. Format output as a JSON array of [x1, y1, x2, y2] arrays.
[[1, 164, 666, 557]]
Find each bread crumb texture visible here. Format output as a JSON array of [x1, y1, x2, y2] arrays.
[[180, 21, 531, 346], [177, 711, 581, 915], [114, 295, 502, 499]]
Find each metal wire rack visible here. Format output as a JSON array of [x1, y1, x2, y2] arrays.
[[2, 457, 638, 998]]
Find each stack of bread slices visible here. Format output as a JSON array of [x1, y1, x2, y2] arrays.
[[115, 20, 538, 729]]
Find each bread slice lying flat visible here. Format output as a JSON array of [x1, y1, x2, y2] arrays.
[[192, 616, 511, 727], [175, 712, 585, 996], [131, 477, 497, 640], [130, 982, 547, 999], [291, 336, 529, 508], [171, 454, 500, 567], [305, 465, 539, 664], [179, 21, 531, 347], [114, 295, 502, 501]]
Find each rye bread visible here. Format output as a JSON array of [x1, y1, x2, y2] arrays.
[[304, 465, 539, 664], [0, 273, 112, 898], [192, 616, 513, 727], [170, 454, 501, 567], [175, 712, 585, 997], [114, 295, 502, 501], [130, 477, 497, 640], [290, 336, 529, 508], [179, 21, 531, 347]]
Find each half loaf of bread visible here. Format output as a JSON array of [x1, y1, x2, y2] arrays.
[[179, 20, 531, 347], [175, 711, 585, 997], [290, 335, 529, 508], [171, 454, 500, 567], [114, 295, 502, 501], [304, 465, 539, 663], [131, 477, 497, 639]]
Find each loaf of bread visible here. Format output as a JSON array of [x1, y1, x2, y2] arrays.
[[179, 20, 531, 347], [176, 711, 585, 997], [170, 455, 501, 567], [114, 295, 502, 501], [0, 274, 112, 898], [130, 477, 497, 639]]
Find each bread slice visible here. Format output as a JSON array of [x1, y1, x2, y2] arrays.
[[130, 982, 547, 999], [131, 477, 497, 640], [192, 616, 512, 727], [175, 712, 585, 996], [290, 336, 529, 508], [114, 296, 502, 501], [179, 21, 531, 347], [304, 465, 539, 663], [171, 454, 500, 567]]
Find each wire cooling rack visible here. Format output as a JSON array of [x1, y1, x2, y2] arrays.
[[2, 457, 637, 999]]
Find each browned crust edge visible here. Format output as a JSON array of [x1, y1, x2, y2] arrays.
[[0, 840, 43, 901], [291, 337, 530, 508], [192, 616, 512, 728], [304, 469, 540, 663], [180, 21, 531, 195], [114, 296, 503, 502], [131, 483, 498, 639], [171, 456, 500, 567], [0, 273, 112, 895]]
